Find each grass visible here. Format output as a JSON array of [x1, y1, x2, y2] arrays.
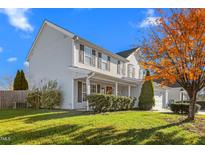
[[0, 109, 205, 145]]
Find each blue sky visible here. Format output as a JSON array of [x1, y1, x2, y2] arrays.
[[0, 8, 160, 81]]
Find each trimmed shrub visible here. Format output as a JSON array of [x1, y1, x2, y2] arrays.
[[138, 70, 155, 110], [26, 89, 42, 109], [41, 81, 61, 109], [26, 80, 62, 109], [87, 94, 134, 113], [170, 103, 201, 114], [175, 100, 205, 110]]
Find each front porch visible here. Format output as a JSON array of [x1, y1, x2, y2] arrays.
[[73, 73, 142, 110]]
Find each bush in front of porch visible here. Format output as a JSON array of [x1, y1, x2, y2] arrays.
[[87, 94, 134, 113]]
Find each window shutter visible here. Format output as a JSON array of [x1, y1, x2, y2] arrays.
[[78, 81, 82, 102], [79, 44, 84, 63], [98, 53, 102, 69], [107, 56, 110, 71], [91, 50, 96, 66], [117, 60, 121, 74], [97, 84, 101, 93]]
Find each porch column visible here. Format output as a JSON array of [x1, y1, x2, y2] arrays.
[[128, 85, 131, 97], [86, 78, 91, 111], [115, 82, 118, 96], [71, 79, 74, 109], [164, 89, 169, 108]]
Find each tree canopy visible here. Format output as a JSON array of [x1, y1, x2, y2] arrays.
[[140, 9, 205, 120]]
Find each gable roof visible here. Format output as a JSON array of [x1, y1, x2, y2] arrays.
[[26, 20, 128, 62], [26, 20, 75, 61], [116, 47, 139, 58]]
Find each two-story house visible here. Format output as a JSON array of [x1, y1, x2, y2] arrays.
[[27, 20, 171, 110]]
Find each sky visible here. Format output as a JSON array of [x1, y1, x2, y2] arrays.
[[0, 8, 160, 85]]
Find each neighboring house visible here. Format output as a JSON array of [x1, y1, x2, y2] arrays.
[[26, 20, 180, 110]]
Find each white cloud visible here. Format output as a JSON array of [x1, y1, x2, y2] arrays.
[[129, 9, 160, 29], [7, 57, 17, 62], [147, 9, 154, 17], [140, 16, 161, 28], [140, 9, 160, 28], [24, 61, 29, 67], [0, 8, 33, 32], [0, 47, 3, 53]]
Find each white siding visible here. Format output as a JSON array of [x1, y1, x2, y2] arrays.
[[29, 24, 75, 109]]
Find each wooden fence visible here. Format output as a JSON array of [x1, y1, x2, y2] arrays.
[[0, 90, 28, 109]]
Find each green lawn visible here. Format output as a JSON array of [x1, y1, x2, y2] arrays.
[[0, 109, 205, 145]]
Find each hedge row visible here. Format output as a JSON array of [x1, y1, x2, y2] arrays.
[[175, 100, 205, 110], [170, 103, 201, 114], [87, 94, 134, 113]]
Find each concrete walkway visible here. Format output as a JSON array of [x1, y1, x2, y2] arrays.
[[154, 108, 205, 115], [198, 110, 205, 115]]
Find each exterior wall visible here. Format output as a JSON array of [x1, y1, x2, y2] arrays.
[[29, 24, 75, 109], [126, 53, 142, 79], [73, 41, 143, 80], [73, 41, 124, 78], [167, 88, 182, 102]]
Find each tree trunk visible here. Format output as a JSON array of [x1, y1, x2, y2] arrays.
[[187, 90, 197, 121]]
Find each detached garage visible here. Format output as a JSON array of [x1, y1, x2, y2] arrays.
[[153, 83, 169, 110]]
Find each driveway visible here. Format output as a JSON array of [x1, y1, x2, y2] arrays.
[[198, 110, 205, 115]]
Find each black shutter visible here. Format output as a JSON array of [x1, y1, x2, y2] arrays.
[[97, 84, 101, 93], [79, 44, 84, 63], [78, 81, 82, 102]]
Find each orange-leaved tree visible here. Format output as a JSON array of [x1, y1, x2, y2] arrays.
[[140, 9, 205, 120]]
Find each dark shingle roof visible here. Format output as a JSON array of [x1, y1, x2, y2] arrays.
[[116, 47, 139, 58]]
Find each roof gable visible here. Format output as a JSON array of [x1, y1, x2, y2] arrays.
[[116, 47, 139, 58]]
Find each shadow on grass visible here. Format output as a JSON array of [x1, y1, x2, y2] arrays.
[[0, 124, 83, 145], [0, 109, 89, 123], [24, 110, 90, 123], [2, 118, 203, 145]]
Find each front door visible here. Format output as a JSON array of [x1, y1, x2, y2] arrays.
[[106, 86, 113, 94]]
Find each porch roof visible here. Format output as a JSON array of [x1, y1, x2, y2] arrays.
[[68, 66, 142, 85]]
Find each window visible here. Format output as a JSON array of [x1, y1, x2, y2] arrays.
[[101, 54, 107, 70], [79, 44, 96, 67], [79, 44, 84, 63], [122, 63, 126, 76], [128, 64, 135, 78], [128, 64, 132, 78], [91, 84, 97, 93], [132, 68, 135, 78], [117, 61, 126, 75], [84, 46, 92, 65]]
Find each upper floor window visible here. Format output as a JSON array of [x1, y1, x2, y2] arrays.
[[117, 61, 126, 75], [79, 44, 96, 67], [84, 46, 92, 65], [128, 64, 135, 78], [98, 52, 110, 71]]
